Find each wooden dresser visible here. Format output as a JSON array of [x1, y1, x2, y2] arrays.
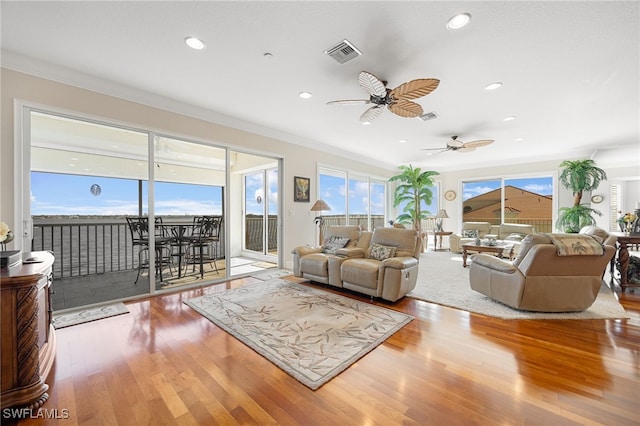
[[1, 251, 56, 411]]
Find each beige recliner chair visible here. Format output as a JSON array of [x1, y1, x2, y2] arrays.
[[340, 227, 422, 302], [469, 233, 615, 312], [291, 226, 372, 287]]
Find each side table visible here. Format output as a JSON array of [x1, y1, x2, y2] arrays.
[[433, 231, 453, 251]]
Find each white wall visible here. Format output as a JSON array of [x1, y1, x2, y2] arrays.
[[438, 160, 638, 234], [0, 69, 394, 267]]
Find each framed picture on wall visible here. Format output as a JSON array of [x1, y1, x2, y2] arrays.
[[294, 176, 310, 202]]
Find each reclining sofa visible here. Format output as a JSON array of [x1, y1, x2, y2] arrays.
[[292, 226, 422, 302], [468, 232, 615, 312], [449, 222, 535, 255]]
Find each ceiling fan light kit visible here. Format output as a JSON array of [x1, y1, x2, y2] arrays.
[[329, 71, 440, 124]]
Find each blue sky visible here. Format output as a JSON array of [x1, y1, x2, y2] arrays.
[[31, 172, 553, 217], [319, 174, 387, 215], [31, 172, 222, 216], [462, 177, 553, 201], [244, 170, 278, 216]]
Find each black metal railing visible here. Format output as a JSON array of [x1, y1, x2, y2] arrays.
[[32, 217, 226, 279]]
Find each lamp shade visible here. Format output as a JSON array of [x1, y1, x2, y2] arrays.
[[436, 209, 449, 218], [310, 199, 331, 211]]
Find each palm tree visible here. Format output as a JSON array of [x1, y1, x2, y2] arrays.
[[389, 165, 439, 231], [557, 159, 607, 232]]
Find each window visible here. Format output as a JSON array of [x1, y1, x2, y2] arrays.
[[462, 176, 553, 232], [319, 167, 386, 231]]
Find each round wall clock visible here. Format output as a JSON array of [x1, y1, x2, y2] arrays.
[[90, 184, 102, 196], [444, 190, 456, 201], [591, 194, 603, 204]]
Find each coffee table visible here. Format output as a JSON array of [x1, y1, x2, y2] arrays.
[[461, 242, 515, 267]]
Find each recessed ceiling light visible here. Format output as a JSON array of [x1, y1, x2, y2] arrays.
[[185, 36, 205, 50], [446, 13, 471, 30], [515, 137, 524, 142], [503, 115, 517, 121], [425, 152, 434, 156], [362, 121, 372, 126], [399, 139, 407, 144], [298, 91, 312, 99], [485, 82, 503, 91]]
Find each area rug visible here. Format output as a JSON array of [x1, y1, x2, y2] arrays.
[[52, 302, 129, 329], [250, 268, 292, 281], [408, 251, 630, 320], [252, 261, 277, 269], [184, 279, 413, 390]]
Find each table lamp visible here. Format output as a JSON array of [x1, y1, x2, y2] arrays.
[[311, 199, 331, 245], [435, 209, 449, 232]]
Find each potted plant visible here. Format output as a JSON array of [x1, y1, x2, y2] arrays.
[[556, 159, 607, 233], [389, 165, 439, 231]]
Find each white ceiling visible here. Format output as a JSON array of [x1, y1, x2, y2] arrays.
[[2, 1, 639, 173]]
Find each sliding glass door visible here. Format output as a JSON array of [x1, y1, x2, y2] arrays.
[[29, 110, 153, 308], [242, 167, 278, 258], [152, 135, 227, 283]]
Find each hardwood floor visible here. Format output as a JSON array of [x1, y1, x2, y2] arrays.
[[10, 277, 640, 425]]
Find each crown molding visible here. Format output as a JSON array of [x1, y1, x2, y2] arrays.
[[1, 50, 397, 172]]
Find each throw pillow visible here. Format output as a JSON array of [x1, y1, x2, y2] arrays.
[[462, 229, 479, 238], [322, 236, 350, 254], [504, 233, 525, 241], [368, 243, 397, 261]]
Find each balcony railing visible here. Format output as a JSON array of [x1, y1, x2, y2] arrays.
[[461, 217, 553, 233], [31, 217, 226, 279]]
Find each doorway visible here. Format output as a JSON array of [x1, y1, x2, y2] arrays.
[[229, 151, 281, 277]]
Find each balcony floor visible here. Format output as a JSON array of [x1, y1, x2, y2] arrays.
[[51, 257, 277, 311]]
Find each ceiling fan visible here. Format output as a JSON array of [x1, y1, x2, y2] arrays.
[[422, 136, 494, 153], [327, 71, 440, 124]]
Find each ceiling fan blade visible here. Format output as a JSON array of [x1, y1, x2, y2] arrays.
[[360, 105, 384, 124], [390, 78, 440, 100], [463, 139, 494, 148], [388, 100, 423, 118], [457, 146, 476, 152], [358, 71, 387, 97], [327, 99, 371, 105]]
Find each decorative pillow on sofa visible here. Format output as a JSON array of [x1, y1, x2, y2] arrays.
[[504, 233, 525, 241], [368, 243, 397, 261], [462, 229, 479, 238], [322, 236, 350, 254]]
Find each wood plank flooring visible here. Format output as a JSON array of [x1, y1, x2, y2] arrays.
[[9, 277, 640, 425]]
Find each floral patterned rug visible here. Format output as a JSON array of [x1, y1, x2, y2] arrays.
[[184, 279, 413, 390], [53, 302, 129, 329]]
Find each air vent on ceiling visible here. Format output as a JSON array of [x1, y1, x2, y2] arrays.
[[324, 39, 362, 64], [417, 111, 439, 121]]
